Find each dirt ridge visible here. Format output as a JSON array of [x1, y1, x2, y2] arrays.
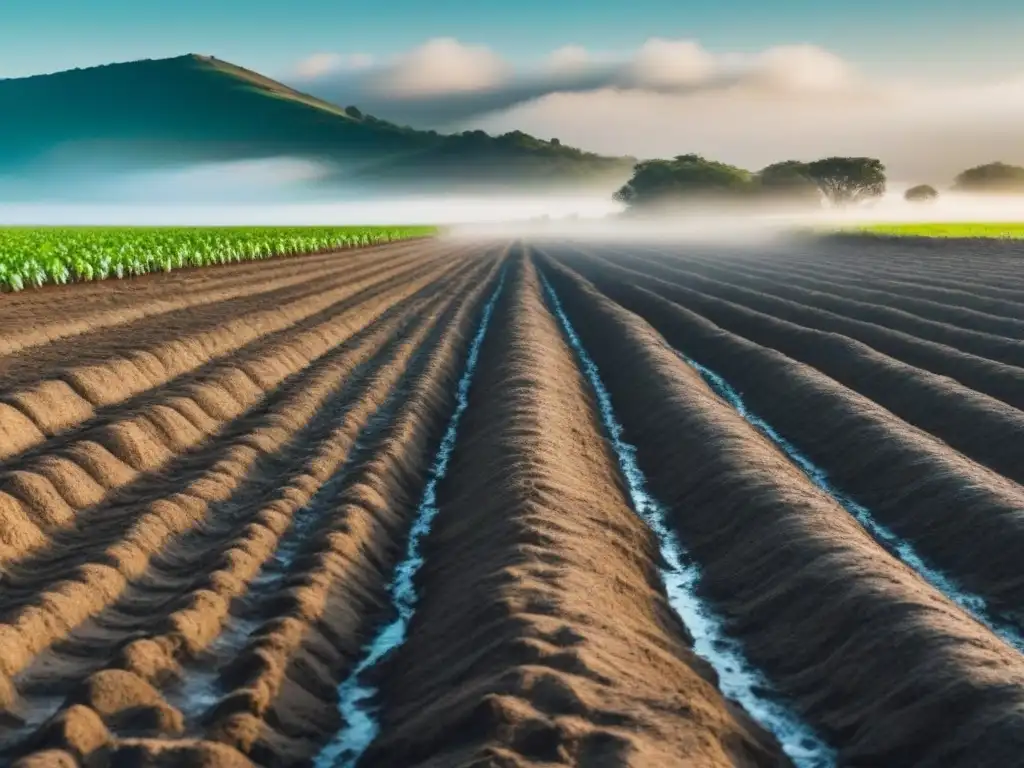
[[361, 252, 789, 767], [539, 254, 1024, 767]]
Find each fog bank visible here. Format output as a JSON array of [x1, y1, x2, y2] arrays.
[[0, 195, 621, 226]]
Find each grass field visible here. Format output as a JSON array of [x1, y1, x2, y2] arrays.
[[2, 236, 1024, 767], [853, 222, 1024, 238], [0, 225, 436, 290]]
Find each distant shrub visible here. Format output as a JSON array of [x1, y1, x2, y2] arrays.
[[344, 105, 362, 118], [905, 184, 938, 202], [953, 162, 1024, 193], [756, 161, 823, 205]]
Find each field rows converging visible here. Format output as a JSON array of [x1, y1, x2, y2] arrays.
[[3, 234, 1024, 767]]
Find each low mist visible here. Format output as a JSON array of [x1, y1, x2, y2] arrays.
[[449, 190, 1024, 242], [0, 155, 621, 225], [3, 156, 1023, 236], [0, 196, 620, 227]]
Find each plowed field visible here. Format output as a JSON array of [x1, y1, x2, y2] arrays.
[[1, 236, 1023, 768]]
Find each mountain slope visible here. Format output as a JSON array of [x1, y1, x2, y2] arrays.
[[0, 55, 634, 196]]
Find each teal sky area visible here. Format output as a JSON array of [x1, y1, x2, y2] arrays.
[[2, 0, 1023, 80]]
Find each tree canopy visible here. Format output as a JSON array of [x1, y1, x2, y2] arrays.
[[905, 184, 938, 202], [755, 161, 822, 203], [953, 162, 1024, 194], [613, 154, 752, 206], [802, 157, 886, 206], [614, 154, 886, 210]]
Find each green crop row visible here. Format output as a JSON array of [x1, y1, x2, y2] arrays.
[[850, 222, 1024, 239], [0, 225, 436, 291]]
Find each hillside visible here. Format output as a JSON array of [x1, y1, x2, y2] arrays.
[[0, 55, 634, 196]]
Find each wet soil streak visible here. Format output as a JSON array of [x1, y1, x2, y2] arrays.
[[156, 281, 469, 724], [538, 270, 832, 767], [538, 256, 1024, 767], [358, 253, 790, 767], [557, 251, 1024, 632], [586, 248, 1024, 411], [312, 270, 506, 767], [194, 258, 501, 767], [683, 358, 1024, 647], [556, 248, 1024, 486]]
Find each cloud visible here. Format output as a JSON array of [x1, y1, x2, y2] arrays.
[[294, 52, 374, 79], [291, 37, 1024, 181], [469, 77, 1024, 181], [344, 53, 375, 70], [624, 38, 717, 88], [544, 45, 591, 74], [369, 38, 510, 97], [743, 45, 855, 92], [299, 38, 862, 119], [295, 53, 344, 79]]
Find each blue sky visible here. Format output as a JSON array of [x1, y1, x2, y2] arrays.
[[2, 0, 1023, 80]]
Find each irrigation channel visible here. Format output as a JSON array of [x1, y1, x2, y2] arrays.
[[685, 355, 1024, 653], [313, 272, 505, 766], [539, 271, 835, 768], [3, 237, 1024, 767]]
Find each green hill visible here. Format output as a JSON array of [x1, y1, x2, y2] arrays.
[[0, 55, 633, 195]]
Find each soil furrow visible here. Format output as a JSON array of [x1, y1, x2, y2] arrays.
[[820, 242, 1024, 282], [636, 251, 1024, 368], [678, 251, 1024, 339], [0, 262, 494, 766], [0, 252, 473, 480], [0, 256, 468, 573], [0, 253, 464, 472], [790, 237, 1024, 277], [788, 269, 1024, 316], [0, 244, 461, 461], [586, 249, 1024, 410], [562, 254, 1024, 633], [538, 255, 1024, 767], [357, 253, 794, 768], [0, 240, 447, 384], [771, 249, 1024, 309], [737, 254, 1024, 321], [0, 237, 434, 323], [0, 250, 456, 462], [0, 267, 463, 595], [556, 248, 1024, 485], [0, 283, 440, 717], [778, 247, 1024, 285], [199, 256, 505, 767], [0, 239, 435, 359]]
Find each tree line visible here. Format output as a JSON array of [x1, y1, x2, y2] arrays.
[[613, 156, 1024, 210]]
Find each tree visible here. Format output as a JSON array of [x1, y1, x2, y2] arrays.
[[756, 160, 822, 205], [613, 154, 753, 209], [550, 137, 561, 146], [344, 105, 362, 119], [905, 184, 938, 203], [953, 162, 1024, 194], [803, 157, 886, 206]]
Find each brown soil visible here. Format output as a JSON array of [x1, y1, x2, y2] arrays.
[[538, 251, 1024, 766], [204, 254, 505, 766], [4, 235, 1024, 767], [362, 253, 788, 767], [0, 239, 435, 359]]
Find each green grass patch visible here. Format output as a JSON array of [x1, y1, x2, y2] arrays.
[[848, 222, 1024, 239], [0, 225, 436, 291]]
